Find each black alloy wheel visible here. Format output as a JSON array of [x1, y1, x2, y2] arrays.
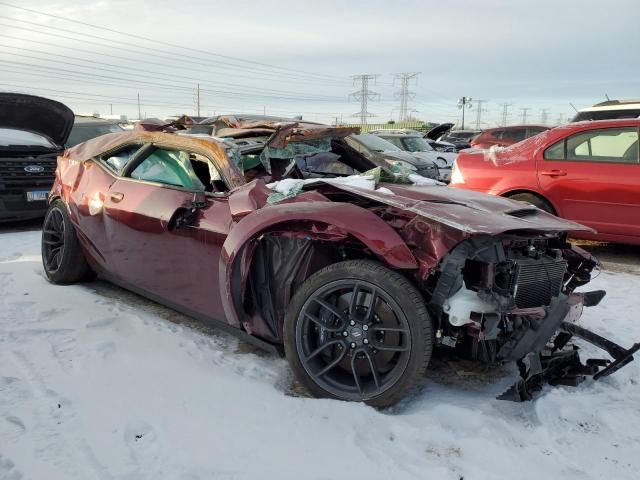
[[41, 199, 95, 284], [284, 260, 432, 407], [42, 206, 66, 274]]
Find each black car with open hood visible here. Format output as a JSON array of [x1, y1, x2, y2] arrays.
[[424, 123, 481, 152], [0, 93, 73, 221]]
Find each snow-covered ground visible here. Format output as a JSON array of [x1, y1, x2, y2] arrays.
[[1, 230, 639, 480]]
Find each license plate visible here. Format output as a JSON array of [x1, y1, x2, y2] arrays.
[[26, 190, 49, 202]]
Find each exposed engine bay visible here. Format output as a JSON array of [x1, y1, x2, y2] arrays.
[[427, 236, 639, 400]]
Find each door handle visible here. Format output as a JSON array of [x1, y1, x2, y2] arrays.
[[110, 192, 125, 202], [540, 170, 567, 177]]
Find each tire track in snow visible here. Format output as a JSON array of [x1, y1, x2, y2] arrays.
[[4, 350, 113, 479]]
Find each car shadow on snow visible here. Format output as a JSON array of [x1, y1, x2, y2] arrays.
[[86, 279, 520, 408]]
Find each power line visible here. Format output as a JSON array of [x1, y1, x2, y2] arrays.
[[0, 54, 342, 103], [0, 32, 348, 90], [0, 79, 351, 118], [350, 75, 380, 125], [0, 46, 343, 102], [0, 18, 350, 90], [394, 72, 420, 122], [0, 2, 349, 83], [520, 107, 531, 124]]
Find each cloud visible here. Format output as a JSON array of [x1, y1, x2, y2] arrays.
[[1, 0, 638, 124]]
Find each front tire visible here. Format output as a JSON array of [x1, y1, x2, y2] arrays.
[[284, 260, 433, 407], [42, 199, 95, 284]]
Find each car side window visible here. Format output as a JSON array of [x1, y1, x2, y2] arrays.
[[101, 145, 141, 173], [543, 139, 565, 160], [295, 152, 356, 176], [502, 128, 526, 141], [544, 128, 640, 163], [527, 127, 547, 137], [129, 148, 206, 190]]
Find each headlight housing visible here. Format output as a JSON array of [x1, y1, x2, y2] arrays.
[[450, 160, 465, 184]]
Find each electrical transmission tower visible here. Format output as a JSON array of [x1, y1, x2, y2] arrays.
[[500, 103, 513, 126], [540, 108, 550, 125], [350, 74, 380, 125], [474, 99, 487, 129], [556, 113, 565, 125], [520, 107, 530, 124], [394, 72, 420, 122]]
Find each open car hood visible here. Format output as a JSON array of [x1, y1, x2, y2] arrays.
[[0, 93, 74, 147], [424, 123, 454, 141], [311, 182, 595, 235]]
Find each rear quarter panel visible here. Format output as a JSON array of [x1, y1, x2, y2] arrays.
[[451, 148, 540, 196]]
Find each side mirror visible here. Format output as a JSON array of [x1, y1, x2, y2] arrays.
[[191, 190, 207, 209], [169, 191, 208, 230]]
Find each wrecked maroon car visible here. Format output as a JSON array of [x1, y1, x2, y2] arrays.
[[42, 118, 639, 407]]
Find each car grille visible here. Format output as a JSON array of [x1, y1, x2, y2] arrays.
[[0, 155, 57, 193], [513, 259, 567, 308]]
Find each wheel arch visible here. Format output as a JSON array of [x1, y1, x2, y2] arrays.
[[500, 188, 558, 215], [219, 202, 418, 341]]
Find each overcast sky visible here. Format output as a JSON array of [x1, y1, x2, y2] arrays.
[[1, 0, 639, 126]]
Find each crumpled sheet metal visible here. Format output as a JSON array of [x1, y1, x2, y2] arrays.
[[61, 130, 245, 190]]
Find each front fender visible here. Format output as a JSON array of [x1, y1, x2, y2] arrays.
[[219, 201, 418, 331]]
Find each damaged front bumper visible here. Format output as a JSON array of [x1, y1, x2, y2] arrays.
[[498, 291, 640, 401]]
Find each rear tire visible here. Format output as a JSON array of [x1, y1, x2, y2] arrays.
[[506, 192, 555, 214], [42, 199, 95, 284], [284, 260, 432, 408]]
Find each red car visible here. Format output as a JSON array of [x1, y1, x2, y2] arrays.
[[42, 117, 638, 405], [470, 125, 549, 150], [451, 119, 640, 245]]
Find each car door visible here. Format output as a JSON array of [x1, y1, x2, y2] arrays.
[[537, 126, 640, 239], [69, 143, 143, 272], [102, 145, 233, 320]]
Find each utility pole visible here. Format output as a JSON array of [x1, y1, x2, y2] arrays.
[[137, 93, 141, 120], [556, 113, 565, 125], [263, 106, 266, 116], [195, 83, 201, 117], [500, 103, 513, 126], [474, 99, 487, 129], [520, 107, 530, 124], [394, 72, 420, 122], [350, 74, 380, 125], [457, 96, 473, 129], [540, 108, 550, 125], [110, 104, 113, 115]]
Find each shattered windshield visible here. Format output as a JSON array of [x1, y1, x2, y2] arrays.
[[400, 137, 434, 152], [352, 134, 402, 152]]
